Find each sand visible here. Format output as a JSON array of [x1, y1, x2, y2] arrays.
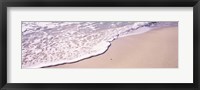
[[48, 26, 178, 68]]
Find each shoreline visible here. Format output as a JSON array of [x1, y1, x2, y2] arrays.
[[47, 26, 178, 68], [41, 42, 112, 68]]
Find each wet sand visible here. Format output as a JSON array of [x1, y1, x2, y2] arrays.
[[49, 27, 178, 68]]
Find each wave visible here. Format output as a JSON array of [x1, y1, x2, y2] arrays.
[[21, 21, 178, 68]]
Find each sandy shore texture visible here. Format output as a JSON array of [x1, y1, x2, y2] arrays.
[[48, 26, 178, 68]]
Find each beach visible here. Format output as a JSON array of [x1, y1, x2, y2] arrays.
[[48, 26, 178, 68]]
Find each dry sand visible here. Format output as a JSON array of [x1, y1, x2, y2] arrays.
[[48, 26, 178, 68]]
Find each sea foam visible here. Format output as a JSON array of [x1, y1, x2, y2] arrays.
[[21, 21, 178, 68]]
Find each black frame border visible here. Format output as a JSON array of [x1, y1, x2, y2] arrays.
[[0, 0, 199, 90]]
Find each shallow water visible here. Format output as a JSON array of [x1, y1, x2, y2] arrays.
[[21, 21, 178, 68]]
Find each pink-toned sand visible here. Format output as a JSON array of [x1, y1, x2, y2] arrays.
[[49, 27, 178, 68]]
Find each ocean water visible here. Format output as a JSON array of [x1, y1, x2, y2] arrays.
[[21, 21, 178, 68]]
